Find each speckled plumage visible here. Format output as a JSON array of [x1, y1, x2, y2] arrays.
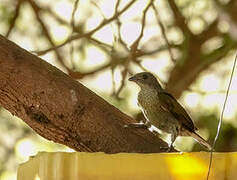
[[138, 87, 180, 135], [129, 72, 211, 150]]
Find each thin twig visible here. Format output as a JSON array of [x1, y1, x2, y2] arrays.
[[206, 52, 237, 180], [28, 0, 69, 71], [111, 67, 116, 96], [35, 0, 136, 55], [87, 36, 112, 52], [131, 0, 154, 52], [114, 0, 154, 97], [133, 59, 149, 72], [114, 66, 128, 98], [115, 16, 129, 51], [70, 0, 80, 69], [69, 45, 173, 80], [91, 1, 106, 18], [136, 44, 179, 57], [69, 62, 111, 79], [152, 4, 176, 63], [114, 0, 129, 50], [71, 0, 80, 30], [6, 0, 22, 37], [167, 0, 191, 34]]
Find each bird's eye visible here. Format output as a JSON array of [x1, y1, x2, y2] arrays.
[[142, 74, 148, 80]]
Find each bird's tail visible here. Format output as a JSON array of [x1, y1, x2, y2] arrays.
[[188, 131, 212, 151]]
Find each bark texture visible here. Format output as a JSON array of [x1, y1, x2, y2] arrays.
[[0, 35, 171, 153]]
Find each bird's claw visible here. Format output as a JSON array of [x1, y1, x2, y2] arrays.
[[124, 123, 148, 129], [160, 146, 173, 152]]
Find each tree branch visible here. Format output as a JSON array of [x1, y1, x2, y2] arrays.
[[28, 0, 69, 72], [152, 3, 176, 63], [35, 0, 136, 55], [6, 0, 22, 37], [0, 35, 172, 153], [167, 0, 191, 34]]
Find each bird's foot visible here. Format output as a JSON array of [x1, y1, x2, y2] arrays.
[[160, 146, 173, 152], [124, 123, 148, 129], [150, 130, 160, 137]]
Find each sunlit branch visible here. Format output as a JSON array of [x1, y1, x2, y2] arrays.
[[152, 4, 176, 63], [70, 0, 80, 70], [69, 62, 111, 79], [114, 64, 129, 98], [113, 0, 155, 96], [35, 0, 136, 55], [167, 0, 191, 34], [67, 42, 178, 80], [6, 0, 22, 37], [133, 59, 149, 72], [71, 0, 80, 29], [198, 20, 219, 44], [28, 0, 70, 71], [91, 1, 106, 18], [136, 44, 180, 57], [111, 67, 116, 96], [130, 0, 154, 53], [87, 37, 112, 52]]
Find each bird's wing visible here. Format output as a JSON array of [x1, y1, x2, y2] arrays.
[[158, 92, 197, 131]]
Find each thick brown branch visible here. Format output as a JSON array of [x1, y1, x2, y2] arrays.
[[0, 35, 171, 153], [166, 34, 237, 98], [197, 20, 220, 44]]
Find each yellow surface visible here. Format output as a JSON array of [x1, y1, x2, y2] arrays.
[[17, 152, 237, 180]]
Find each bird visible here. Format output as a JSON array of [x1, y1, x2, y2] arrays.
[[128, 71, 212, 151]]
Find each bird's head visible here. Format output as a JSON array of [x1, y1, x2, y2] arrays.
[[128, 72, 163, 90]]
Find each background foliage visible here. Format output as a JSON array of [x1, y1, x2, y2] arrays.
[[1, 0, 237, 179]]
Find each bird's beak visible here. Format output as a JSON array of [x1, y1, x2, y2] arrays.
[[128, 75, 136, 82]]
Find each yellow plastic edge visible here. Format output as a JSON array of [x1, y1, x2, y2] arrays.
[[17, 152, 237, 180]]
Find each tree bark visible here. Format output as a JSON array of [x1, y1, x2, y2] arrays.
[[0, 35, 171, 153]]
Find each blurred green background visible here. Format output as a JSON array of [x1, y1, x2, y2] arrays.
[[1, 0, 237, 179]]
